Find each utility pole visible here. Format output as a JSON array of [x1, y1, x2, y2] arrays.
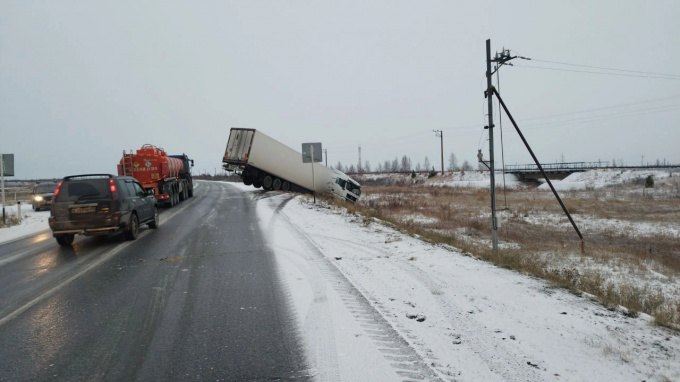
[[1, 154, 5, 224], [358, 145, 362, 174], [323, 149, 328, 167], [433, 130, 444, 175], [485, 39, 499, 254]]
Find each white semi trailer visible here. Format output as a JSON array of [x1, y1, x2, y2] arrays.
[[222, 128, 361, 202]]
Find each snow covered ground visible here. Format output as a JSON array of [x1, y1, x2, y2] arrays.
[[2, 179, 679, 381], [242, 184, 679, 382], [360, 172, 525, 189], [537, 169, 678, 191], [0, 203, 51, 244]]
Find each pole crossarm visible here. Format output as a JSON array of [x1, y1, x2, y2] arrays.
[[490, 86, 584, 242]]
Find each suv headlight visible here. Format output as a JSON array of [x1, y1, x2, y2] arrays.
[[34, 195, 44, 202]]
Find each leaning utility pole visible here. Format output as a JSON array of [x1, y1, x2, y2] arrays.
[[485, 39, 499, 253]]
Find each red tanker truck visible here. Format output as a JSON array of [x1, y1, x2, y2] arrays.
[[118, 144, 194, 207]]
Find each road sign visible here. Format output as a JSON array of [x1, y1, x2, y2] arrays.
[[1, 154, 14, 177], [301, 143, 322, 163]]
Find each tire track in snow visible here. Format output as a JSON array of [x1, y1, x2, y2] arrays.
[[264, 197, 444, 382], [317, 234, 544, 382]]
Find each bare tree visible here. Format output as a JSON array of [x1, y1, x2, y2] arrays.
[[336, 161, 344, 172], [461, 160, 473, 171], [400, 155, 411, 172], [384, 160, 391, 172], [447, 153, 458, 172], [348, 164, 356, 173], [415, 162, 421, 172], [423, 156, 431, 172], [391, 157, 399, 172], [376, 162, 383, 172], [364, 160, 371, 173]]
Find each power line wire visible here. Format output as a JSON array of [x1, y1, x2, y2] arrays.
[[513, 64, 680, 80], [530, 58, 680, 78]]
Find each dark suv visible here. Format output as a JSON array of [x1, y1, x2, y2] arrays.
[[49, 174, 159, 246], [32, 182, 58, 211]]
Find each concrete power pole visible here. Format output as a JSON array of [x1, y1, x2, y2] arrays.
[[433, 130, 444, 175], [486, 39, 499, 254], [358, 145, 362, 174]]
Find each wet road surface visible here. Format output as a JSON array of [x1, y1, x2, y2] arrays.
[[0, 181, 309, 381]]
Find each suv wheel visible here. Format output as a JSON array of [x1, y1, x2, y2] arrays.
[[56, 234, 75, 246], [125, 214, 139, 240], [148, 207, 159, 229]]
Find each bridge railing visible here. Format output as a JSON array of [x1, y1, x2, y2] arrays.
[[504, 161, 609, 172]]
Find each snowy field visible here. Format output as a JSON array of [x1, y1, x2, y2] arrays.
[[250, 186, 679, 381]]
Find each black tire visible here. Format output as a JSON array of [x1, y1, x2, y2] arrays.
[[243, 176, 253, 186], [55, 234, 75, 246], [263, 175, 273, 189], [125, 214, 139, 240], [253, 180, 263, 189], [148, 207, 159, 229], [188, 188, 193, 197], [282, 181, 291, 191], [273, 178, 282, 190]]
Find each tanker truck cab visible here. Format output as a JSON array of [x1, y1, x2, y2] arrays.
[[329, 171, 361, 202]]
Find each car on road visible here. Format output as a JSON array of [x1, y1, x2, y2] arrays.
[[31, 182, 58, 211], [48, 174, 159, 246]]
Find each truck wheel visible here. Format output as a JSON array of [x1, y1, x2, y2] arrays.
[[253, 180, 263, 189], [243, 176, 253, 186], [56, 234, 75, 246], [282, 181, 291, 191], [263, 175, 273, 190], [273, 178, 282, 190], [188, 188, 193, 197], [125, 214, 139, 240]]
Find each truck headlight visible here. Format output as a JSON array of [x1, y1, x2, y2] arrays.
[[34, 196, 44, 202]]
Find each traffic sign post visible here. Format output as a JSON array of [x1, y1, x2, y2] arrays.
[[302, 143, 322, 204], [1, 154, 15, 224]]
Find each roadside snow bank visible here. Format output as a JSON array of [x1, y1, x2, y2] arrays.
[[0, 203, 51, 244], [538, 169, 676, 191]]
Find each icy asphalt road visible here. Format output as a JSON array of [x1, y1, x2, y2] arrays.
[[0, 181, 310, 381]]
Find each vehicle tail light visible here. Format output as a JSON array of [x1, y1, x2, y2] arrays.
[[110, 179, 119, 200], [53, 181, 63, 198]]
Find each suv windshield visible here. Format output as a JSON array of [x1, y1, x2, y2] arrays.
[[56, 178, 111, 202], [35, 184, 57, 193]]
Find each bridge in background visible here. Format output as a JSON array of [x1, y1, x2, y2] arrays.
[[504, 162, 678, 180]]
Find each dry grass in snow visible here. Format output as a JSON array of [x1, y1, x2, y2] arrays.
[[350, 171, 680, 328]]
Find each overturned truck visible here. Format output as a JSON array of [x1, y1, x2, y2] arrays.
[[222, 128, 361, 202]]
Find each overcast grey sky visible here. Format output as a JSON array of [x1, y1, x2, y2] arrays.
[[1, 1, 678, 179]]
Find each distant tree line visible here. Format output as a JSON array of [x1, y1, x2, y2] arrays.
[[332, 152, 474, 174]]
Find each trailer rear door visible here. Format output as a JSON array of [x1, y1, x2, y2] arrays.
[[223, 128, 255, 166]]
